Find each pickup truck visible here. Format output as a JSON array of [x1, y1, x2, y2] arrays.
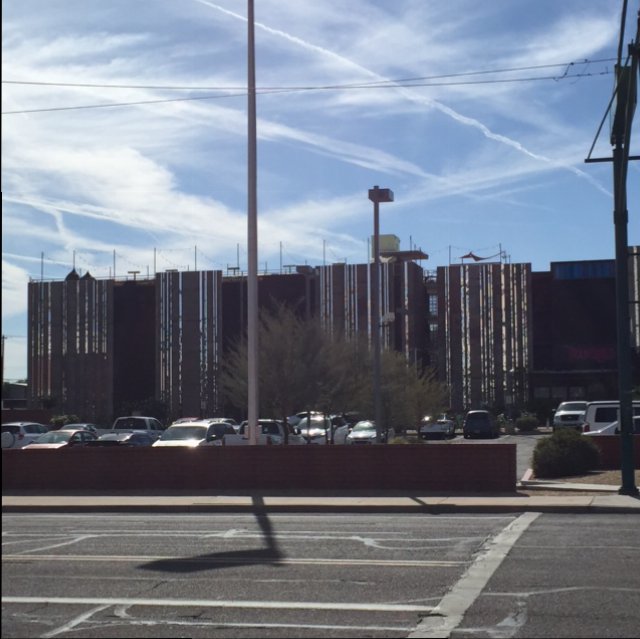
[[97, 416, 165, 440], [223, 419, 306, 445]]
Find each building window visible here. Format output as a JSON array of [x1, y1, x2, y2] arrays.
[[552, 261, 615, 280]]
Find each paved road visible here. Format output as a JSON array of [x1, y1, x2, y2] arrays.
[[3, 511, 639, 638], [428, 430, 544, 480]]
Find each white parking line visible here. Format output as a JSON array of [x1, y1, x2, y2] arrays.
[[408, 512, 541, 638], [2, 554, 464, 567], [3, 595, 433, 613]]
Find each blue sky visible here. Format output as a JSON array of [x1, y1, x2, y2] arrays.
[[2, 0, 639, 381]]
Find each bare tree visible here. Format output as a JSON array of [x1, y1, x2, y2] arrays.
[[221, 304, 448, 442]]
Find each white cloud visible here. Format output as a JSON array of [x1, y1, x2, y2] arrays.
[[2, 0, 636, 381]]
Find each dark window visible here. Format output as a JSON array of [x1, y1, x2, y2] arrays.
[[594, 407, 618, 423], [552, 261, 615, 280]]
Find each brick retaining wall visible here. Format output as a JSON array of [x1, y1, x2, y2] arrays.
[[590, 435, 640, 469], [2, 444, 517, 493]]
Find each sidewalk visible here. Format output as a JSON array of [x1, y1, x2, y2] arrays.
[[3, 480, 639, 515]]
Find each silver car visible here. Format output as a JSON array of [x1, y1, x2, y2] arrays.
[[1, 422, 49, 449], [346, 420, 395, 444]]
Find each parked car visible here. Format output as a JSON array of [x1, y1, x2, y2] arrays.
[[552, 401, 588, 432], [419, 416, 456, 440], [287, 411, 323, 427], [24, 429, 97, 449], [581, 400, 640, 433], [345, 420, 395, 444], [462, 410, 500, 439], [204, 417, 240, 433], [86, 431, 156, 447], [153, 420, 237, 447], [1, 422, 49, 449], [59, 423, 100, 436], [224, 420, 306, 445], [297, 415, 330, 444], [582, 416, 640, 437], [107, 416, 165, 440]]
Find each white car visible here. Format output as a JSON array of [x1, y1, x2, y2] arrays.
[[552, 401, 588, 432], [419, 417, 456, 440], [152, 421, 236, 447], [1, 422, 49, 449], [295, 415, 330, 443], [582, 416, 640, 436], [23, 429, 97, 449], [345, 420, 395, 444]]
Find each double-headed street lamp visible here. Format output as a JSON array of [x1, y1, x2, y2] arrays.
[[368, 185, 394, 443]]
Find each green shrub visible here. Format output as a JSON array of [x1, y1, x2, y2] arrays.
[[532, 429, 601, 478], [50, 414, 80, 430], [516, 415, 539, 432]]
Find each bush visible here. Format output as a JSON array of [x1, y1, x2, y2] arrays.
[[532, 429, 601, 478], [50, 414, 80, 430], [515, 415, 539, 432]]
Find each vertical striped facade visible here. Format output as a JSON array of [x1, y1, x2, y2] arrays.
[[156, 270, 223, 419], [28, 273, 113, 424], [317, 261, 427, 367], [437, 262, 532, 412]]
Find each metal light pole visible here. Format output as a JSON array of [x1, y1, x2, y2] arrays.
[[368, 186, 394, 443], [611, 59, 638, 496], [584, 11, 639, 496], [247, 0, 259, 445]]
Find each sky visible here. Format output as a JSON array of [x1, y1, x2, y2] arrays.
[[2, 0, 639, 382]]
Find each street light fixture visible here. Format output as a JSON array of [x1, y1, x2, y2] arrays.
[[368, 185, 394, 443]]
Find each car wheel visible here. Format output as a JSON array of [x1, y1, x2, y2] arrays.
[[1, 431, 16, 449]]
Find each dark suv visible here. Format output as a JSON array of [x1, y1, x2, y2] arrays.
[[463, 410, 500, 439]]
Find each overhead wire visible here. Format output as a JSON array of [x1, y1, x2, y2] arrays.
[[1, 58, 616, 91], [2, 58, 616, 115]]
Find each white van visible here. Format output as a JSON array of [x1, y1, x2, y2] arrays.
[[582, 400, 640, 433]]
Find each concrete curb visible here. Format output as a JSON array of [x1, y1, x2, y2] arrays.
[[3, 493, 639, 515]]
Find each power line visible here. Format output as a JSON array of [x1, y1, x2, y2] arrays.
[[2, 71, 613, 116], [1, 58, 616, 92]]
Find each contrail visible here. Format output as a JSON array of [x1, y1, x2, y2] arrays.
[[195, 0, 610, 196]]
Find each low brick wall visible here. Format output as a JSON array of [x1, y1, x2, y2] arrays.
[[2, 444, 517, 493], [590, 435, 640, 469]]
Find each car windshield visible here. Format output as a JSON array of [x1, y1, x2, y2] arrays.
[[559, 403, 586, 411], [352, 422, 375, 432], [298, 417, 327, 429], [466, 413, 489, 424], [34, 431, 73, 444], [114, 417, 151, 429], [261, 423, 281, 435], [159, 426, 206, 440]]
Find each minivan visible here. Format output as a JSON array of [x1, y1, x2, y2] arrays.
[[582, 401, 640, 433], [463, 410, 499, 439]]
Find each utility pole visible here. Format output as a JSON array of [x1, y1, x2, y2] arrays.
[[586, 8, 638, 496], [612, 12, 639, 497]]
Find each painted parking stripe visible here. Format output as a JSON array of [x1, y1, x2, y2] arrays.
[[3, 595, 433, 613], [2, 554, 464, 567], [408, 512, 541, 638]]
